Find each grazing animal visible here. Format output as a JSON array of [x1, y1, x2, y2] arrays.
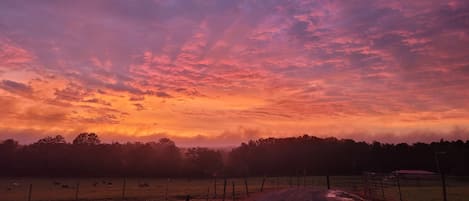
[[6, 182, 20, 191], [61, 184, 70, 188], [53, 181, 61, 186], [92, 182, 99, 187], [106, 182, 113, 186]]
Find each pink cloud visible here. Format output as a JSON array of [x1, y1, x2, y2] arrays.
[[0, 0, 468, 145]]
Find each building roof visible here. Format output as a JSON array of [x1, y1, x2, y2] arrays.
[[393, 170, 436, 175]]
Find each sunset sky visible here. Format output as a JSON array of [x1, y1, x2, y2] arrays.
[[1, 0, 469, 146]]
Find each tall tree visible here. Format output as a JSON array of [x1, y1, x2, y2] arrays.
[[35, 135, 66, 144], [73, 133, 101, 145]]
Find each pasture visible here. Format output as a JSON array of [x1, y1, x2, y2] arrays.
[[1, 176, 468, 201]]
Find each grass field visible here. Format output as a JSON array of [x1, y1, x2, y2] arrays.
[[382, 179, 469, 201], [329, 175, 469, 201], [1, 176, 468, 201], [1, 176, 308, 201]]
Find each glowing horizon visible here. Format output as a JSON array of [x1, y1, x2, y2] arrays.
[[1, 0, 469, 146]]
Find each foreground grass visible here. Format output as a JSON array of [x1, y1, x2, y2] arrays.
[[1, 176, 468, 201], [1, 177, 307, 201]]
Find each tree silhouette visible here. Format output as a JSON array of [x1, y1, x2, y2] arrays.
[[0, 134, 468, 177], [73, 133, 101, 145], [158, 137, 176, 147], [185, 148, 223, 177], [35, 135, 66, 144]]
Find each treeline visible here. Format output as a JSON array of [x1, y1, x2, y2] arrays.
[[227, 136, 469, 176], [0, 133, 221, 177], [0, 134, 468, 177]]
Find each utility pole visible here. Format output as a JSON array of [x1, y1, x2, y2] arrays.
[[435, 152, 448, 201], [326, 175, 330, 190], [396, 173, 403, 201]]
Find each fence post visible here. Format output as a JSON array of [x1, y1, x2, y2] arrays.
[[214, 177, 217, 199], [380, 178, 385, 201], [232, 181, 235, 201], [276, 177, 279, 189], [296, 172, 300, 187], [303, 169, 306, 187], [222, 178, 227, 201], [75, 182, 80, 201], [441, 171, 447, 201], [260, 176, 266, 192], [326, 175, 330, 190], [185, 195, 191, 201], [122, 178, 127, 200], [28, 183, 33, 201], [165, 178, 169, 201], [206, 187, 210, 201], [396, 174, 403, 201], [244, 177, 249, 197], [362, 174, 368, 198]]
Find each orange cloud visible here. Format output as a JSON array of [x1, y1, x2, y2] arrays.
[[0, 0, 468, 145]]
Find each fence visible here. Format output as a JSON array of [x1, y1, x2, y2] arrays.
[[1, 175, 469, 201], [338, 174, 469, 201], [1, 176, 323, 201]]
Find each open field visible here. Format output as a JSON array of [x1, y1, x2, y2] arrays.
[[330, 176, 469, 201], [1, 176, 468, 201], [1, 177, 302, 201], [0, 176, 323, 201], [382, 179, 469, 201]]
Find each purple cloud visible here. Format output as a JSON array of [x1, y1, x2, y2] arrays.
[[0, 79, 33, 97]]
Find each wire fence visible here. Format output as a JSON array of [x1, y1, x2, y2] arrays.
[[1, 174, 468, 201], [343, 173, 469, 201]]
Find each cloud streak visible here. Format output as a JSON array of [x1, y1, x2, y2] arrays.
[[0, 80, 33, 97]]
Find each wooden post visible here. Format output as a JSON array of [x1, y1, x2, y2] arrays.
[[326, 175, 330, 190], [303, 169, 306, 187], [75, 182, 80, 201], [222, 178, 227, 201], [165, 178, 169, 201], [206, 187, 210, 201], [396, 174, 403, 201], [435, 152, 448, 201], [214, 177, 217, 199], [297, 174, 300, 187], [185, 195, 191, 201], [122, 178, 127, 200], [276, 177, 279, 189], [380, 179, 385, 201], [260, 176, 266, 192], [232, 181, 235, 201], [244, 178, 249, 197], [361, 175, 367, 197], [441, 171, 447, 201], [27, 184, 32, 201]]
